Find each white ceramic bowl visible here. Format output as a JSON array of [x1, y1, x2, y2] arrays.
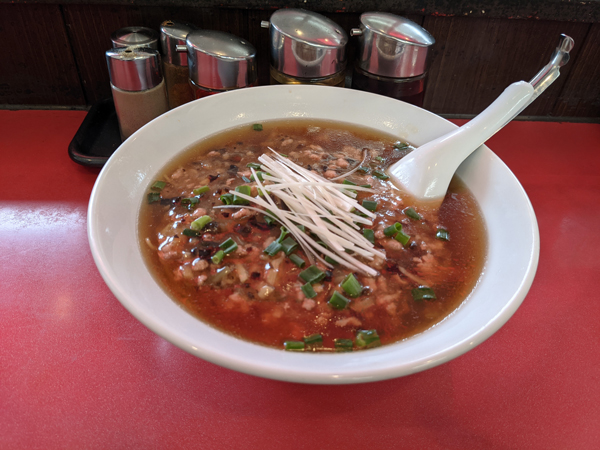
[[88, 85, 539, 384]]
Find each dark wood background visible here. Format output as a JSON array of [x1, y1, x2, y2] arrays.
[[2, 0, 599, 120]]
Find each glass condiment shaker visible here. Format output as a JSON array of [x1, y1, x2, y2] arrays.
[[185, 30, 257, 99], [160, 20, 196, 109], [105, 47, 169, 141], [261, 9, 348, 86], [350, 13, 435, 106], [111, 26, 159, 50]]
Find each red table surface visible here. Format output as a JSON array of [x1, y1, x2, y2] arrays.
[[1, 109, 599, 449]]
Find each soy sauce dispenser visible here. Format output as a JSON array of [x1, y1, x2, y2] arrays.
[[261, 9, 348, 86], [184, 30, 257, 99], [160, 20, 196, 109], [350, 13, 435, 106]]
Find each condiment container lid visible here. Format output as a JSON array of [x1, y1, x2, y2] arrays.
[[160, 20, 196, 66], [262, 9, 348, 78], [186, 30, 257, 90], [351, 12, 435, 78], [106, 47, 163, 91], [111, 26, 159, 50]]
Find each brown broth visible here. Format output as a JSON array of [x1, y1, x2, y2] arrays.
[[139, 120, 487, 351]]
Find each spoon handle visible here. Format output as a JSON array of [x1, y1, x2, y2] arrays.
[[390, 81, 534, 200], [388, 34, 574, 202]]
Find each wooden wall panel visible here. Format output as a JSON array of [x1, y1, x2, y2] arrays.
[[3, 3, 600, 120], [554, 23, 600, 118], [0, 4, 85, 106], [422, 16, 590, 117]]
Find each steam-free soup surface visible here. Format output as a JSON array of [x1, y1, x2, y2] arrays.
[[139, 120, 486, 351]]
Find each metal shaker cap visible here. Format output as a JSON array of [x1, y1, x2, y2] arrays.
[[186, 30, 257, 90], [351, 12, 435, 78], [262, 9, 348, 78], [111, 26, 159, 50], [160, 20, 196, 66], [106, 47, 163, 91]]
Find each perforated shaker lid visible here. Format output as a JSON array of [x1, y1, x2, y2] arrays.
[[111, 26, 159, 50], [106, 47, 163, 91], [351, 12, 435, 78], [262, 9, 348, 78]]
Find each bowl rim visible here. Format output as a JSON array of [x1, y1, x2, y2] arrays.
[[88, 85, 540, 384]]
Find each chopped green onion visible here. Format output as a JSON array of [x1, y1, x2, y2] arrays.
[[357, 166, 370, 174], [356, 329, 381, 348], [384, 222, 403, 237], [342, 179, 357, 186], [341, 273, 362, 298], [233, 185, 251, 205], [394, 230, 411, 246], [241, 176, 251, 183], [279, 153, 288, 158], [147, 192, 160, 203], [328, 291, 350, 310], [190, 215, 212, 231], [362, 200, 378, 212], [289, 253, 306, 268], [405, 207, 421, 220], [182, 228, 199, 237], [264, 241, 283, 256], [372, 170, 389, 180], [280, 237, 298, 255], [360, 184, 372, 188], [211, 250, 225, 264], [252, 123, 263, 131], [284, 340, 304, 351], [295, 224, 305, 232], [264, 212, 276, 225], [374, 156, 384, 162], [299, 265, 326, 284], [219, 237, 238, 255], [436, 229, 450, 241], [247, 162, 262, 169], [180, 197, 199, 205], [334, 339, 353, 352], [220, 193, 234, 205], [394, 141, 409, 150], [250, 171, 265, 182], [151, 180, 166, 191], [303, 334, 323, 347], [192, 186, 209, 195], [324, 256, 338, 265], [412, 286, 437, 301], [363, 229, 375, 244], [301, 283, 317, 299]]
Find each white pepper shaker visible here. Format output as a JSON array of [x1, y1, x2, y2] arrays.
[[105, 47, 169, 141]]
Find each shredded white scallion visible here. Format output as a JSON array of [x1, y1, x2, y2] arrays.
[[223, 150, 383, 276]]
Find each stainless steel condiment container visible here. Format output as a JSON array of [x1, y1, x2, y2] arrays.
[[350, 13, 435, 106], [261, 9, 348, 86], [160, 20, 196, 109], [111, 26, 159, 50], [105, 47, 168, 140], [185, 30, 257, 98]]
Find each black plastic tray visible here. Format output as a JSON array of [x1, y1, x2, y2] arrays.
[[68, 98, 121, 167]]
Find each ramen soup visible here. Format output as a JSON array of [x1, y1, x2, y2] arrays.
[[139, 120, 487, 352]]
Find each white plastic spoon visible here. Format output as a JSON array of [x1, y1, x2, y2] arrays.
[[387, 34, 574, 205]]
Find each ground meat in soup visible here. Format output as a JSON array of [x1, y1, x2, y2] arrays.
[[139, 120, 487, 352]]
